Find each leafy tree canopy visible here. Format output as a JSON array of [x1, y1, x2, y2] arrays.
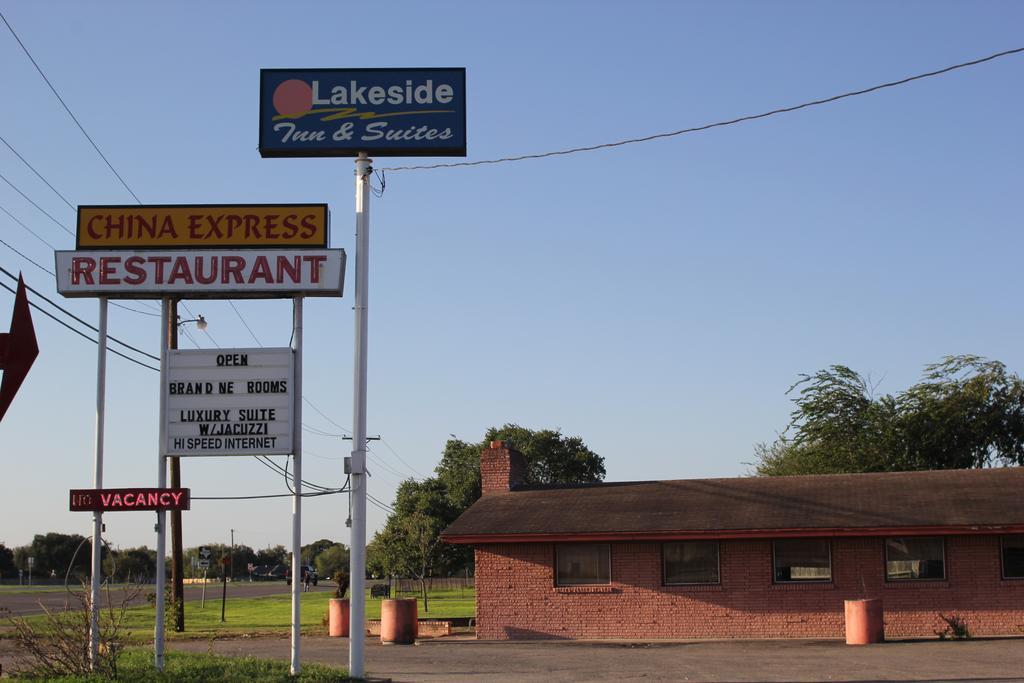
[[754, 355, 1024, 476], [370, 425, 605, 580], [436, 424, 606, 510], [0, 543, 15, 578]]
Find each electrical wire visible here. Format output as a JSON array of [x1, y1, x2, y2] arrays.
[[0, 203, 59, 250], [379, 438, 428, 479], [366, 493, 396, 514], [0, 265, 160, 361], [0, 171, 74, 237], [303, 397, 352, 435], [0, 11, 142, 204], [228, 301, 264, 347], [192, 490, 348, 500], [0, 134, 76, 210], [0, 278, 158, 372], [379, 46, 1024, 172], [0, 235, 53, 276], [111, 301, 160, 317], [257, 454, 344, 493]]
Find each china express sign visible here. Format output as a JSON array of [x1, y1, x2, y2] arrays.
[[259, 68, 466, 157]]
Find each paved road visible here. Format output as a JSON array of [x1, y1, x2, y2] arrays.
[[0, 581, 328, 617], [164, 635, 1024, 682]]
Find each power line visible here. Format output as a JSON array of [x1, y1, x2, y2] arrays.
[[0, 235, 54, 276], [111, 301, 160, 317], [303, 397, 352, 435], [380, 46, 1024, 172], [0, 134, 76, 210], [366, 493, 395, 514], [0, 278, 158, 372], [379, 438, 428, 479], [0, 264, 160, 361], [0, 171, 74, 237], [0, 204, 59, 250], [0, 11, 142, 204], [229, 301, 264, 347], [193, 490, 347, 501]]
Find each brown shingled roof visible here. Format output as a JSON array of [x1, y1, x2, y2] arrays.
[[442, 467, 1024, 543]]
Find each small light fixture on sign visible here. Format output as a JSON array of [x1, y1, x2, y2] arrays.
[[177, 314, 208, 331]]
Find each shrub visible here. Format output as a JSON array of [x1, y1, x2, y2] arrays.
[[935, 613, 971, 640]]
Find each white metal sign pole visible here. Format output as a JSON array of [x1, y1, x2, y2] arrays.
[[89, 297, 107, 669], [290, 295, 303, 675], [349, 151, 372, 678], [154, 299, 169, 670]]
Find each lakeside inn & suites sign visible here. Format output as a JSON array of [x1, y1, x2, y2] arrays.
[[259, 68, 466, 157]]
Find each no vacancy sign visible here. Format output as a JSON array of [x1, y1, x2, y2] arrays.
[[165, 348, 293, 456]]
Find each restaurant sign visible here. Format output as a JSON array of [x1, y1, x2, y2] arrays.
[[70, 488, 190, 512], [54, 249, 345, 298], [259, 68, 466, 157], [76, 204, 329, 249]]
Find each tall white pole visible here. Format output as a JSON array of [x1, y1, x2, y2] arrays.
[[154, 299, 169, 670], [290, 295, 304, 675], [89, 297, 107, 669], [349, 152, 372, 679]]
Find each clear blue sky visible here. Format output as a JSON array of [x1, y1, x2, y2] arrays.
[[1, 1, 1021, 552]]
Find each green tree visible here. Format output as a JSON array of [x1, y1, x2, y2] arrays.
[[21, 533, 96, 580], [369, 478, 467, 611], [0, 543, 15, 579], [112, 546, 156, 582], [371, 425, 606, 584], [754, 355, 1024, 475], [436, 424, 606, 510], [255, 545, 288, 567], [301, 538, 340, 568], [314, 544, 350, 583]]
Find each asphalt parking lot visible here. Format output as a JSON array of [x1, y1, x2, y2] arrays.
[[167, 634, 1024, 682]]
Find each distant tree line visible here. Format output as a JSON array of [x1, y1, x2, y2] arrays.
[[0, 534, 348, 583]]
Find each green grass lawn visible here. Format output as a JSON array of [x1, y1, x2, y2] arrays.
[[23, 587, 476, 638], [5, 649, 348, 681]]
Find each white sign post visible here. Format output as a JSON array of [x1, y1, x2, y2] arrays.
[[165, 349, 294, 456]]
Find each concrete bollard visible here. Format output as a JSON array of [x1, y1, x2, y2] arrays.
[[328, 598, 350, 637], [845, 598, 884, 645], [380, 598, 418, 644]]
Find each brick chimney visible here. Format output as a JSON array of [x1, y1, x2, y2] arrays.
[[480, 440, 526, 495]]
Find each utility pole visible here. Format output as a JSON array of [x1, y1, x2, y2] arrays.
[[169, 300, 185, 632], [230, 529, 235, 581]]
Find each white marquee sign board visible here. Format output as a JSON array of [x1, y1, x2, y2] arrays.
[[165, 348, 293, 456]]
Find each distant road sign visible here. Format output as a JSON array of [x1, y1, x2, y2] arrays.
[[198, 546, 212, 569]]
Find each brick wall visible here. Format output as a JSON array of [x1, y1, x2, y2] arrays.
[[480, 441, 526, 495], [474, 536, 1024, 640]]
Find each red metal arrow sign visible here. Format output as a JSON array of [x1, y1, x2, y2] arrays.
[[0, 274, 39, 422]]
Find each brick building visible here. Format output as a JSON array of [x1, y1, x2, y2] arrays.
[[442, 441, 1024, 640]]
